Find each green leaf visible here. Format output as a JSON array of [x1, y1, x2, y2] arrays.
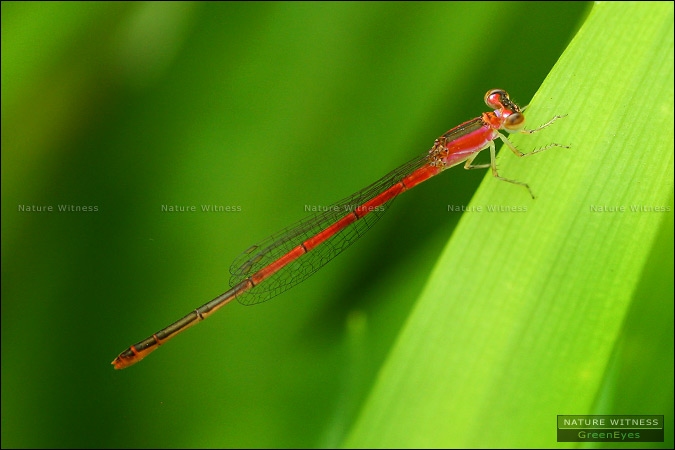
[[345, 2, 674, 447]]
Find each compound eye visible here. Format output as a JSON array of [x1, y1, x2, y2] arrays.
[[485, 89, 509, 109], [504, 112, 525, 132]]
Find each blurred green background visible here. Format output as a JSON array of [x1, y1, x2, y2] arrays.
[[2, 2, 591, 448]]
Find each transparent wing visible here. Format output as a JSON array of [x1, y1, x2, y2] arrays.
[[229, 153, 430, 305]]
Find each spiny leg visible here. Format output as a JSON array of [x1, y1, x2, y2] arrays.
[[521, 114, 567, 134], [464, 141, 536, 198], [498, 131, 570, 158]]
